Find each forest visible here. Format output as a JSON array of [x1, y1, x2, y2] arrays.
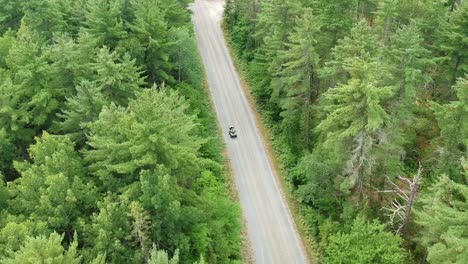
[[224, 0, 467, 263], [0, 0, 243, 263]]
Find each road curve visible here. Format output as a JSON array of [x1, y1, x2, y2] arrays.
[[190, 1, 309, 263]]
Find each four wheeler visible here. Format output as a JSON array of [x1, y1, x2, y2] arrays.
[[229, 126, 237, 138]]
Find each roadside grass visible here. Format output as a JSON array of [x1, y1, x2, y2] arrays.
[[221, 21, 320, 264]]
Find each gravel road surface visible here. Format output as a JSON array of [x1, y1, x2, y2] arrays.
[[191, 1, 309, 263]]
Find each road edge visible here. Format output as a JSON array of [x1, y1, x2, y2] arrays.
[[220, 21, 319, 264]]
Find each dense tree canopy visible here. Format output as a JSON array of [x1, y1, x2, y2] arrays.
[[225, 0, 467, 262], [325, 217, 406, 264], [0, 0, 242, 263]]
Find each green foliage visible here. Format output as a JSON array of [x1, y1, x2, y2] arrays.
[[21, 0, 69, 39], [435, 1, 468, 91], [127, 0, 173, 84], [318, 59, 395, 197], [415, 175, 468, 263], [309, 0, 357, 50], [225, 0, 467, 261], [293, 150, 343, 218], [0, 0, 23, 33], [1, 23, 67, 146], [169, 27, 203, 87], [278, 8, 321, 151], [325, 217, 406, 264], [91, 47, 145, 105], [0, 174, 8, 211], [0, 129, 15, 175], [81, 195, 135, 263], [322, 21, 379, 84], [0, 0, 241, 262], [83, 0, 127, 49], [148, 247, 179, 264], [85, 88, 204, 190], [431, 77, 468, 182], [56, 80, 107, 144], [8, 133, 96, 235], [1, 232, 81, 264]]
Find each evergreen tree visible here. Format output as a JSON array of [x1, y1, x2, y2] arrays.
[[435, 1, 468, 94], [148, 247, 179, 264], [293, 148, 343, 218], [128, 0, 174, 84], [81, 195, 135, 263], [85, 88, 204, 191], [91, 47, 145, 106], [0, 129, 15, 176], [0, 30, 15, 68], [1, 232, 81, 264], [48, 34, 90, 91], [431, 77, 468, 182], [8, 133, 96, 237], [159, 0, 190, 29], [309, 0, 357, 51], [317, 59, 395, 200], [21, 0, 68, 39], [0, 0, 24, 33], [322, 20, 379, 86], [278, 8, 321, 151], [414, 175, 468, 263], [1, 23, 67, 146], [325, 217, 406, 264], [384, 22, 432, 120], [56, 80, 106, 144], [83, 0, 127, 50], [376, 23, 433, 180], [129, 201, 152, 260], [254, 0, 302, 118], [169, 27, 203, 86]]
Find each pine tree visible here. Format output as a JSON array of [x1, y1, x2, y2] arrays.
[[384, 22, 432, 120], [81, 195, 135, 263], [278, 8, 321, 151], [129, 201, 152, 260], [21, 0, 68, 39], [317, 59, 394, 200], [435, 1, 468, 95], [0, 0, 24, 33], [83, 0, 127, 50], [374, 23, 433, 181], [48, 34, 90, 90], [148, 246, 179, 264], [415, 175, 468, 263], [325, 216, 406, 264], [431, 77, 468, 182], [0, 30, 15, 68], [254, 0, 302, 118], [159, 0, 190, 29], [56, 80, 106, 144], [169, 27, 203, 86], [1, 23, 67, 146], [85, 88, 204, 191], [91, 47, 145, 106], [309, 0, 357, 50], [1, 233, 81, 264], [0, 129, 14, 176], [128, 0, 174, 84], [9, 133, 96, 238], [322, 20, 379, 86]]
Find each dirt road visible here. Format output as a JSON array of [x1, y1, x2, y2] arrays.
[[191, 1, 309, 263]]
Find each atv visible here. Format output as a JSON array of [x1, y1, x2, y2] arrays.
[[229, 126, 237, 138]]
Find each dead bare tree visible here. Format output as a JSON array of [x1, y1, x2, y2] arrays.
[[381, 164, 423, 235]]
